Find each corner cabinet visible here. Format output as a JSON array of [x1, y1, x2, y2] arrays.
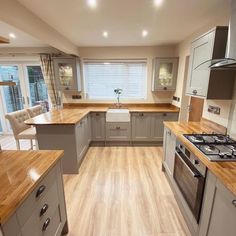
[[53, 57, 82, 92], [152, 58, 178, 91], [186, 26, 235, 99]]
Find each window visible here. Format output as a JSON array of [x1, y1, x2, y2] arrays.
[[84, 60, 147, 100]]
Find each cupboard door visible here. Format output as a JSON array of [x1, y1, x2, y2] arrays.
[[152, 58, 178, 91], [186, 31, 215, 97], [163, 127, 176, 176], [131, 113, 151, 141], [91, 112, 105, 141], [206, 181, 236, 236]]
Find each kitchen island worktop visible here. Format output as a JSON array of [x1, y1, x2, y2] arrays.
[[25, 104, 179, 125], [164, 121, 236, 197], [0, 150, 64, 225]]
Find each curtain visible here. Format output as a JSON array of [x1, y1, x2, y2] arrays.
[[40, 54, 57, 106]]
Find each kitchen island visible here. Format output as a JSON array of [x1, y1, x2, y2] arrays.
[[25, 104, 179, 174], [163, 120, 236, 236], [0, 150, 68, 236]]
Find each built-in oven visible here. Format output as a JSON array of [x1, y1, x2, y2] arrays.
[[174, 141, 207, 223]]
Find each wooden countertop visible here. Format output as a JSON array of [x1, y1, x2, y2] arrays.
[[164, 121, 236, 197], [0, 150, 64, 224], [25, 104, 179, 125]]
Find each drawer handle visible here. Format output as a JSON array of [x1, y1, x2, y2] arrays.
[[42, 218, 50, 232], [193, 89, 197, 95], [163, 113, 167, 117], [139, 113, 144, 117], [116, 126, 120, 130], [163, 87, 167, 90], [36, 185, 46, 198], [232, 200, 236, 207], [96, 113, 100, 116], [40, 204, 49, 217]]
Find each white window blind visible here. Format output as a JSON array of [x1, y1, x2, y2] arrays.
[[83, 60, 147, 100]]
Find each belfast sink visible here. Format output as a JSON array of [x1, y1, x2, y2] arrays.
[[106, 109, 130, 122]]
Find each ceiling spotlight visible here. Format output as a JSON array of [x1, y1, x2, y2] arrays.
[[9, 33, 16, 39], [103, 31, 108, 38], [154, 0, 163, 7], [87, 0, 97, 8], [142, 30, 148, 37]]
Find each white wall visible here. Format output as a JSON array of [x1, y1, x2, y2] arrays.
[[63, 46, 178, 104]]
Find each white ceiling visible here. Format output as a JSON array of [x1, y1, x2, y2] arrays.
[[0, 21, 46, 47], [16, 0, 231, 47]]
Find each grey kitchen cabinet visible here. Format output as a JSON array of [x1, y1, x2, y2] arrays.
[[152, 58, 178, 91], [91, 112, 105, 141], [186, 26, 235, 99], [1, 162, 68, 236], [151, 113, 179, 141], [53, 57, 82, 92], [162, 127, 176, 177], [131, 113, 152, 141], [199, 172, 236, 236], [132, 112, 179, 142], [106, 122, 131, 141]]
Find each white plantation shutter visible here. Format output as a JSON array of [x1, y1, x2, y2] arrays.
[[83, 60, 147, 100]]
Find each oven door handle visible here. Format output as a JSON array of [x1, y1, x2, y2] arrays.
[[175, 150, 202, 178]]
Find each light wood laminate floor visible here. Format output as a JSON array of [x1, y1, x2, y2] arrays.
[[0, 135, 190, 236]]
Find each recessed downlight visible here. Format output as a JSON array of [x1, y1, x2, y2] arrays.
[[9, 33, 16, 39], [103, 31, 108, 38], [142, 30, 148, 38], [87, 0, 97, 8], [154, 0, 163, 7]]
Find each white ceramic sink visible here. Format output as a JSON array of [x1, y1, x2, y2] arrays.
[[106, 109, 130, 122]]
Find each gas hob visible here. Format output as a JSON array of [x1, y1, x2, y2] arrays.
[[184, 134, 236, 161]]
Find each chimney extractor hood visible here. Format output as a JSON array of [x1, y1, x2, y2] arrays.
[[195, 0, 236, 70]]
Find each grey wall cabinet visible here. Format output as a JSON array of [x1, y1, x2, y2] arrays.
[[186, 26, 235, 99], [106, 122, 131, 141], [131, 113, 152, 141], [91, 112, 105, 141], [163, 127, 176, 176], [199, 172, 236, 236], [152, 58, 178, 91], [53, 57, 82, 92]]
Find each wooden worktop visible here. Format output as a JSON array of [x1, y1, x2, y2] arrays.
[[164, 121, 236, 197], [25, 104, 179, 125], [0, 150, 64, 224]]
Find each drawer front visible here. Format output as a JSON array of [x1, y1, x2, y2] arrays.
[[21, 183, 60, 236], [17, 167, 56, 226], [106, 123, 130, 141]]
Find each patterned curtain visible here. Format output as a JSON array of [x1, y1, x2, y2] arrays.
[[40, 54, 57, 106]]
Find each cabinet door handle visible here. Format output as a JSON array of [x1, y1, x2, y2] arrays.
[[36, 185, 46, 198], [42, 218, 50, 231], [232, 200, 236, 207], [192, 89, 197, 95], [163, 113, 167, 117], [40, 204, 49, 217], [163, 87, 167, 90], [139, 113, 144, 117], [96, 113, 100, 116]]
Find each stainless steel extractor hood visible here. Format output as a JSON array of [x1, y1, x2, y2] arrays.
[[196, 0, 236, 70]]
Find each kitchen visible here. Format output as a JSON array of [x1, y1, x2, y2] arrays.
[[0, 0, 236, 235]]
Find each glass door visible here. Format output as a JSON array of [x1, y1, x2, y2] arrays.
[[0, 64, 28, 133], [24, 65, 49, 111]]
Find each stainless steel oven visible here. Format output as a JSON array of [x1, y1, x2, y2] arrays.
[[174, 141, 207, 223]]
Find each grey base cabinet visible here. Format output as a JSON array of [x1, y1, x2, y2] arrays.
[[1, 162, 68, 236], [163, 127, 176, 176], [91, 112, 105, 141], [132, 112, 179, 142], [199, 172, 236, 236], [106, 122, 131, 141]]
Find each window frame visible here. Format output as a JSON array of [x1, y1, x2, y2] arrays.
[[82, 59, 148, 101]]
